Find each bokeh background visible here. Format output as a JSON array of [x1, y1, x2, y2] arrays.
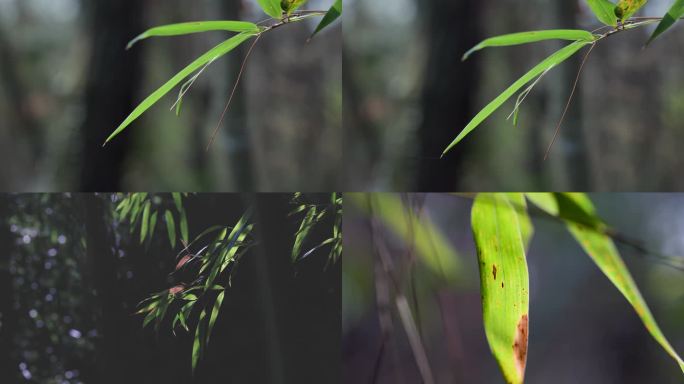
[[0, 0, 341, 192], [0, 194, 341, 383], [344, 194, 684, 383], [345, 0, 684, 191]]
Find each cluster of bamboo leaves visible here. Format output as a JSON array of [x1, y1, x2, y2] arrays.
[[135, 211, 255, 374], [442, 0, 684, 157], [115, 193, 190, 247], [290, 192, 342, 265], [103, 0, 342, 146], [355, 193, 684, 384]]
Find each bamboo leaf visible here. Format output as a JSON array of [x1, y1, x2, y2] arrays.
[[192, 309, 207, 374], [127, 21, 260, 49], [472, 194, 530, 384], [172, 193, 183, 212], [256, 0, 283, 18], [140, 201, 151, 244], [150, 211, 158, 237], [207, 291, 225, 345], [310, 0, 342, 39], [586, 0, 619, 27], [442, 41, 591, 156], [647, 0, 684, 45], [104, 32, 257, 145], [463, 29, 596, 60], [180, 210, 189, 245], [282, 0, 310, 15], [165, 210, 177, 248], [528, 193, 684, 373], [292, 206, 317, 261]]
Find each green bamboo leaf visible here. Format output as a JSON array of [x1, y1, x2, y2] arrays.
[[647, 0, 684, 45], [463, 29, 596, 60], [104, 32, 257, 145], [292, 206, 317, 261], [180, 210, 189, 245], [310, 0, 342, 39], [528, 193, 684, 373], [257, 0, 283, 18], [349, 193, 462, 284], [149, 211, 158, 237], [172, 193, 183, 212], [472, 194, 530, 384], [140, 201, 151, 244], [143, 309, 157, 328], [282, 0, 309, 15], [442, 41, 591, 157], [192, 309, 207, 374], [165, 210, 177, 248], [615, 0, 648, 22], [127, 21, 260, 49], [586, 0, 619, 27], [207, 291, 225, 345]]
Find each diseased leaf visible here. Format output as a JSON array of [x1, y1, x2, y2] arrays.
[[443, 41, 592, 156], [310, 0, 341, 39], [647, 0, 684, 45], [528, 193, 684, 373], [472, 194, 530, 384], [463, 29, 596, 60], [104, 32, 257, 145], [586, 0, 619, 27], [127, 21, 260, 49]]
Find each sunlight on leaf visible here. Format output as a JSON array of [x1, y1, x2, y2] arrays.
[[256, 0, 283, 19], [126, 21, 260, 49], [586, 0, 619, 27], [472, 194, 531, 384]]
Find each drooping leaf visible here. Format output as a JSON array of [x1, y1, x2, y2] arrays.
[[165, 210, 177, 248], [647, 0, 684, 45], [528, 193, 684, 373], [310, 0, 342, 39], [256, 0, 283, 18], [463, 29, 596, 60], [442, 41, 592, 156], [292, 206, 317, 261], [104, 32, 257, 145], [149, 211, 158, 237], [127, 21, 260, 49], [349, 193, 461, 284], [472, 194, 531, 384], [586, 0, 619, 27], [172, 193, 183, 212]]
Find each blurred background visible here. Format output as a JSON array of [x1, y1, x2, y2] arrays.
[[344, 0, 684, 191], [344, 193, 684, 383], [0, 0, 341, 192], [0, 194, 341, 383]]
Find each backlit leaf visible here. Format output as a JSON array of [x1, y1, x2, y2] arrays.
[[586, 0, 619, 27], [127, 21, 260, 49], [463, 29, 596, 60]]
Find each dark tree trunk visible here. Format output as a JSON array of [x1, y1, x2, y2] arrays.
[[79, 0, 145, 191], [416, 0, 482, 191]]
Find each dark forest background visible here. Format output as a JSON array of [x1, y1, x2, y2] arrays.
[[0, 0, 341, 192], [0, 194, 341, 384], [344, 0, 684, 191]]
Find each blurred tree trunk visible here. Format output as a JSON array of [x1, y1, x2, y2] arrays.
[[218, 2, 254, 190], [416, 0, 482, 191], [79, 0, 145, 191], [550, 1, 590, 189]]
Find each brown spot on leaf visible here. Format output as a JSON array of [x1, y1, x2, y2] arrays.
[[512, 314, 529, 380], [492, 264, 497, 280], [501, 281, 504, 288]]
